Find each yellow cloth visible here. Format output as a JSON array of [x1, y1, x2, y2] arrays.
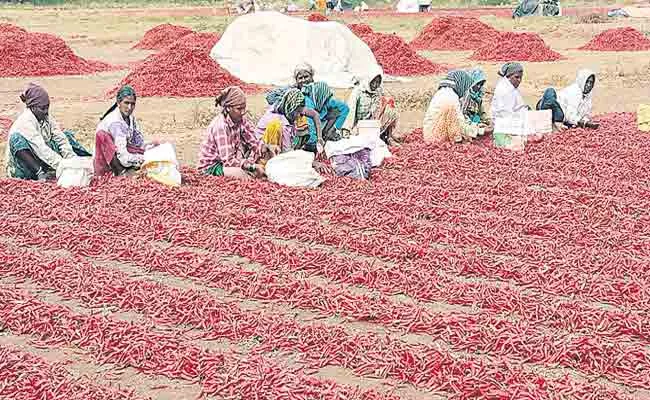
[[262, 119, 283, 146], [260, 119, 283, 168], [638, 104, 650, 132], [317, 0, 326, 10], [295, 116, 309, 131]]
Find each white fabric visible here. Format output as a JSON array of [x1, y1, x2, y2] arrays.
[[324, 132, 391, 167], [56, 157, 93, 188], [396, 0, 418, 12], [422, 87, 465, 142], [141, 143, 181, 187], [4, 109, 74, 177], [265, 150, 325, 188], [557, 69, 595, 126], [490, 77, 528, 121], [494, 109, 552, 136], [210, 12, 382, 88]]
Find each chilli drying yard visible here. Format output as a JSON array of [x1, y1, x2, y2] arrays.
[[1, 2, 650, 400]]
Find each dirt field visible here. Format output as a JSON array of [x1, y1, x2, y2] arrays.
[[1, 4, 650, 400]]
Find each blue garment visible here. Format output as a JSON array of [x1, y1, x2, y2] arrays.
[[305, 96, 349, 143], [8, 130, 91, 180], [536, 88, 565, 123]]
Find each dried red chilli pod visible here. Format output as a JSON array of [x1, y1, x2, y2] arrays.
[[0, 345, 146, 400], [1, 225, 648, 391]]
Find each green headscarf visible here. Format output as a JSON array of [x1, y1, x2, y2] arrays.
[[440, 70, 473, 98], [468, 68, 486, 102], [117, 85, 136, 102], [275, 88, 305, 122], [498, 62, 524, 78], [303, 81, 333, 112], [100, 85, 138, 121]]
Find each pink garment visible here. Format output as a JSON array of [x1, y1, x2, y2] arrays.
[[255, 107, 295, 153], [94, 130, 144, 176]]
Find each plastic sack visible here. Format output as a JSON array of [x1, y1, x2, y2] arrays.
[[330, 149, 371, 179], [325, 129, 392, 168], [56, 156, 93, 188], [638, 104, 650, 132], [141, 143, 181, 187], [265, 150, 325, 188], [494, 110, 551, 137]]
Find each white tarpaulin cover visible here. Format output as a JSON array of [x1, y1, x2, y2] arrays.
[[396, 0, 418, 13], [210, 11, 383, 88]]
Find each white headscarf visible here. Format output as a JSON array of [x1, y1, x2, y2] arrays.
[[557, 69, 595, 125]]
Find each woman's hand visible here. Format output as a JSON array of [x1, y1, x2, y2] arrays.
[[253, 164, 266, 179], [263, 144, 280, 158], [585, 121, 600, 129]]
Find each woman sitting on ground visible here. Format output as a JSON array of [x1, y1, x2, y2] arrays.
[[256, 88, 323, 153], [5, 83, 91, 181], [490, 62, 529, 121], [94, 85, 148, 176], [198, 86, 277, 179], [537, 69, 599, 131], [460, 68, 493, 135], [341, 72, 402, 145], [423, 70, 476, 144], [302, 81, 349, 149]]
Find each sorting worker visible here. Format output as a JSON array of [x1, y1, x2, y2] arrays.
[[342, 71, 401, 145], [4, 83, 91, 181], [490, 62, 529, 121], [460, 68, 493, 136], [537, 69, 599, 131], [94, 85, 148, 176], [256, 88, 323, 154], [422, 70, 476, 143], [264, 63, 315, 107], [198, 86, 278, 179], [302, 81, 349, 149]]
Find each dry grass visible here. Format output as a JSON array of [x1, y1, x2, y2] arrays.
[[577, 13, 608, 24]]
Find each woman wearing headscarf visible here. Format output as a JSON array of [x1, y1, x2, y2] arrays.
[[537, 69, 599, 131], [4, 83, 91, 180], [490, 62, 529, 121], [460, 68, 493, 135], [198, 86, 277, 179], [256, 88, 322, 153], [94, 85, 148, 176], [264, 63, 315, 107], [422, 70, 476, 144], [302, 81, 349, 148], [342, 72, 401, 145]]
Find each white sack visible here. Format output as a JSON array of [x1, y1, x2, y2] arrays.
[[142, 143, 182, 187], [210, 11, 382, 88], [396, 0, 419, 13], [56, 157, 93, 188], [265, 150, 325, 188], [324, 134, 391, 167]]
